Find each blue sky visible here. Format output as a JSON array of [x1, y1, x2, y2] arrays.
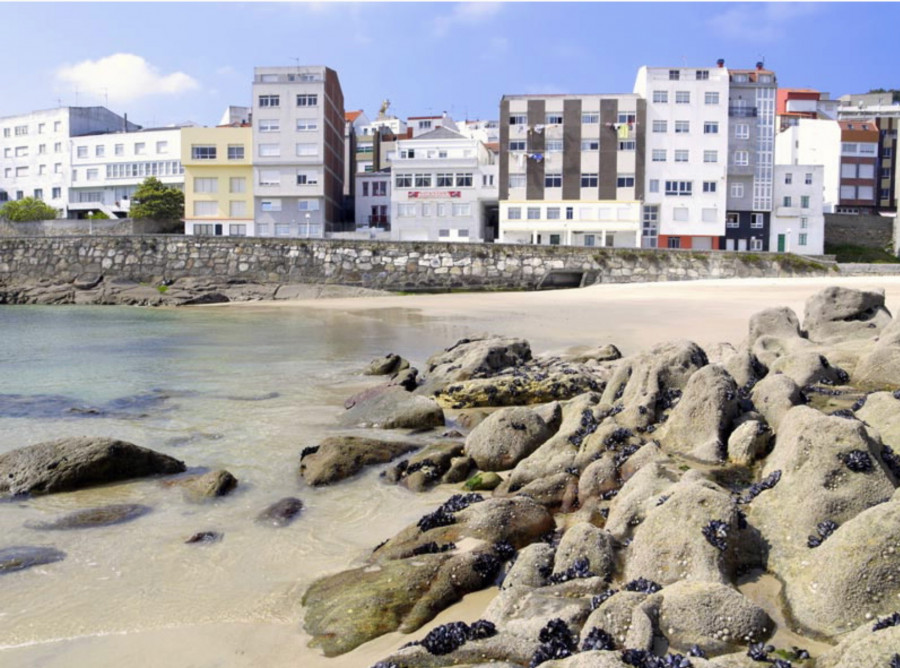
[[2, 2, 898, 128]]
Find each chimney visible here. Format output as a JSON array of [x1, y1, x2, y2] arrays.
[[717, 59, 725, 68], [756, 61, 764, 70]]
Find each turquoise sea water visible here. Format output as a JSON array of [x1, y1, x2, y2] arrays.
[[0, 304, 474, 664]]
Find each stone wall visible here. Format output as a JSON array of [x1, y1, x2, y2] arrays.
[[0, 236, 837, 293], [0, 218, 183, 237], [824, 213, 895, 251]]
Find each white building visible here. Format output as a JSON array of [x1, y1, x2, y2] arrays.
[[0, 106, 139, 217], [407, 113, 458, 138], [775, 118, 841, 213], [390, 127, 497, 242], [355, 169, 391, 230], [770, 164, 825, 255], [634, 65, 730, 249], [68, 126, 188, 218], [459, 120, 500, 144]]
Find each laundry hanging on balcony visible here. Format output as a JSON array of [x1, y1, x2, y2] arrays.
[[528, 152, 544, 162]]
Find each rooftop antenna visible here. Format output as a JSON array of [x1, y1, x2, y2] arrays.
[[292, 57, 300, 72]]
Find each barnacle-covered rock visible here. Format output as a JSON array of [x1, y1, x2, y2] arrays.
[[748, 405, 897, 570], [816, 617, 900, 668], [727, 418, 771, 466], [363, 353, 410, 376], [433, 366, 605, 409], [384, 440, 465, 492], [577, 451, 620, 504], [579, 591, 652, 652], [856, 391, 900, 451], [783, 499, 900, 636], [299, 435, 420, 486], [768, 351, 849, 387], [551, 522, 616, 583], [483, 588, 592, 642], [854, 317, 900, 389], [749, 374, 805, 432], [657, 365, 740, 463], [417, 336, 532, 396], [339, 386, 445, 430], [803, 286, 892, 343], [604, 461, 679, 539], [502, 542, 556, 590], [375, 631, 536, 668], [656, 580, 773, 656], [465, 405, 557, 471]]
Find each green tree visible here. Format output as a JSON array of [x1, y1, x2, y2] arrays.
[[0, 197, 59, 222], [87, 210, 110, 220], [129, 177, 184, 220]]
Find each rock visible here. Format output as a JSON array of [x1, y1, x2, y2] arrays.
[[816, 618, 900, 668], [72, 272, 103, 290], [750, 332, 816, 371], [385, 441, 465, 492], [364, 353, 410, 376], [502, 542, 555, 590], [854, 317, 900, 388], [561, 344, 623, 364], [605, 461, 679, 540], [552, 522, 616, 583], [577, 452, 620, 505], [300, 436, 420, 486], [856, 391, 900, 449], [377, 632, 536, 668], [256, 497, 303, 527], [465, 406, 556, 472], [747, 307, 803, 346], [339, 386, 444, 430], [782, 499, 900, 636], [185, 531, 223, 544], [483, 586, 593, 640], [749, 374, 805, 432], [179, 469, 238, 501], [442, 455, 472, 484], [464, 471, 503, 492], [580, 591, 648, 650], [657, 580, 773, 656], [624, 477, 741, 586], [0, 436, 186, 497], [573, 418, 643, 470], [26, 503, 152, 530], [391, 366, 419, 391], [600, 340, 708, 431], [0, 546, 66, 574], [726, 420, 770, 466], [538, 652, 633, 668], [803, 286, 892, 342], [658, 365, 740, 463], [417, 336, 532, 397], [768, 351, 847, 387], [721, 349, 766, 390], [748, 405, 898, 570], [511, 472, 579, 509], [433, 367, 604, 409]]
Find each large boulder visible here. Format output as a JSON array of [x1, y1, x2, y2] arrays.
[[749, 374, 805, 432], [854, 317, 900, 388], [483, 586, 593, 640], [803, 286, 892, 342], [604, 461, 679, 540], [0, 436, 186, 497], [338, 386, 444, 430], [552, 522, 617, 583], [748, 406, 898, 571], [657, 365, 740, 463], [177, 469, 238, 501], [501, 542, 555, 590], [747, 306, 803, 346], [579, 590, 650, 650], [383, 440, 466, 492], [300, 436, 420, 486], [417, 336, 532, 397], [726, 419, 771, 466], [767, 351, 848, 387], [465, 406, 556, 471], [363, 353, 409, 376], [856, 391, 900, 448], [816, 617, 900, 668]]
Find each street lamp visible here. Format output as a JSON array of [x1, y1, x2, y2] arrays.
[[305, 212, 311, 238], [786, 228, 791, 253]]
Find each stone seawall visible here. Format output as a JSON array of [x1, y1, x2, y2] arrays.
[[0, 236, 837, 294]]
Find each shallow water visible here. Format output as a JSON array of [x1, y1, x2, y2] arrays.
[[0, 304, 479, 666]]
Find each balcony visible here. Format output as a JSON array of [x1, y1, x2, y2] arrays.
[[728, 106, 758, 118], [367, 214, 390, 227]]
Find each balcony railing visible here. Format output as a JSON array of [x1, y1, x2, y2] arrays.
[[367, 215, 390, 227], [728, 106, 758, 118]]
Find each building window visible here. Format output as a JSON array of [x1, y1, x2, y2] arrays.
[[734, 150, 749, 166], [783, 196, 792, 207], [372, 181, 387, 196], [581, 139, 599, 150], [881, 167, 892, 179], [86, 168, 99, 181], [259, 170, 281, 186], [652, 149, 667, 162], [192, 145, 217, 160], [735, 124, 749, 139], [618, 112, 636, 124], [259, 119, 280, 132], [415, 173, 432, 187], [34, 188, 43, 200], [667, 237, 681, 249], [297, 171, 319, 185], [546, 140, 563, 152], [618, 140, 636, 151], [14, 125, 28, 136], [675, 150, 689, 163], [54, 163, 62, 173], [731, 182, 744, 198], [652, 120, 667, 133], [52, 187, 61, 199], [703, 181, 717, 193], [665, 180, 692, 196], [77, 145, 88, 158], [884, 147, 894, 158], [800, 195, 810, 208], [703, 121, 719, 134], [566, 207, 574, 220], [649, 179, 659, 193], [194, 224, 215, 235], [296, 120, 318, 132], [750, 237, 763, 251], [581, 173, 598, 188], [438, 228, 450, 238], [227, 145, 245, 160], [362, 182, 369, 197], [800, 217, 809, 229], [297, 199, 320, 211], [784, 172, 793, 184], [547, 207, 561, 220], [584, 235, 595, 247], [229, 222, 247, 235], [193, 201, 218, 217], [675, 91, 690, 104], [652, 90, 668, 104], [296, 94, 318, 107], [703, 150, 718, 163], [673, 207, 689, 221], [751, 213, 764, 228], [96, 145, 105, 157], [799, 233, 808, 246], [545, 114, 563, 125], [582, 113, 599, 124], [675, 120, 690, 134], [399, 148, 415, 159], [436, 173, 453, 187], [452, 203, 471, 216], [545, 173, 562, 188], [668, 69, 680, 80], [726, 212, 739, 228], [37, 144, 47, 155], [259, 95, 280, 107], [508, 207, 522, 220], [509, 114, 527, 125], [194, 177, 218, 193], [259, 144, 281, 157], [229, 177, 246, 193], [705, 91, 720, 104], [617, 175, 635, 188], [508, 174, 526, 188], [135, 142, 146, 155], [509, 140, 526, 151], [696, 69, 709, 80], [456, 173, 473, 187], [114, 143, 124, 156], [527, 207, 540, 220], [296, 143, 318, 157]]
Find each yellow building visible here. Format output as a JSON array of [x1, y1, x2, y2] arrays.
[[181, 126, 254, 236]]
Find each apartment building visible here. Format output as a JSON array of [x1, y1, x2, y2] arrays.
[[723, 63, 777, 251], [770, 165, 825, 255], [355, 168, 391, 230], [633, 64, 729, 249], [775, 118, 841, 213], [836, 118, 880, 214], [408, 113, 457, 138], [68, 126, 188, 219], [390, 127, 497, 242], [182, 125, 253, 236], [459, 120, 501, 143], [250, 65, 344, 237], [776, 88, 838, 131], [838, 94, 899, 212], [497, 93, 644, 247], [0, 106, 138, 216]]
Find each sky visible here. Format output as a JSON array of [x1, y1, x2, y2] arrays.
[[1, 2, 898, 129]]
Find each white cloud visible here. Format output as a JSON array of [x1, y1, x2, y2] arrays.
[[55, 53, 199, 104], [707, 2, 821, 43], [433, 2, 503, 37]]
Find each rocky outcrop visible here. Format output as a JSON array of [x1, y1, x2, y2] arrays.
[[299, 436, 420, 486], [464, 406, 557, 471], [383, 440, 467, 492], [0, 436, 186, 497], [338, 386, 444, 430], [363, 353, 410, 376], [417, 336, 532, 397], [803, 285, 892, 342]]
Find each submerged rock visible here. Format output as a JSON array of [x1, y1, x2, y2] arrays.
[[0, 545, 66, 574], [185, 531, 223, 544], [26, 503, 152, 530], [0, 436, 186, 497], [256, 497, 303, 527], [177, 469, 238, 501]]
